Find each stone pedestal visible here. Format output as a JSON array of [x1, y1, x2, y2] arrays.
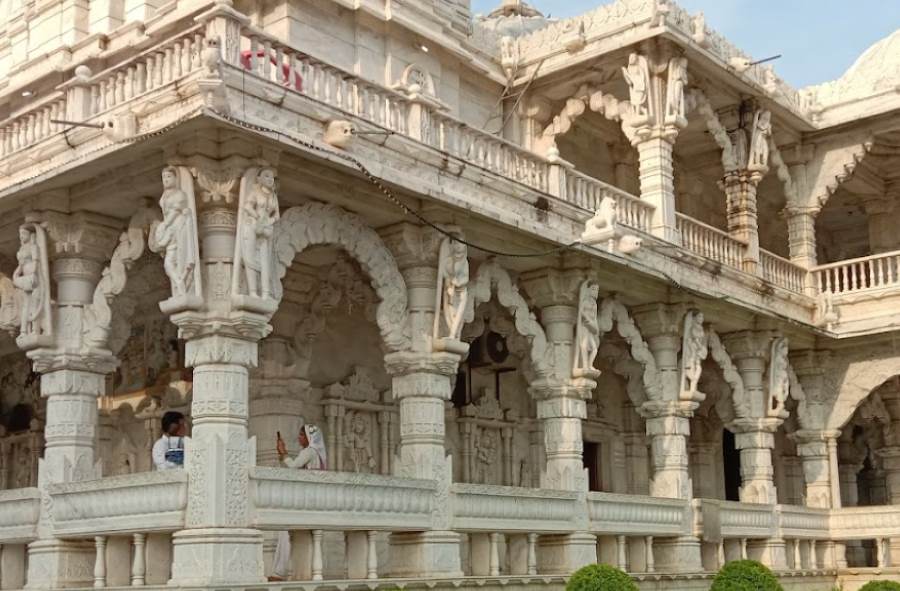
[[747, 537, 788, 571], [536, 533, 598, 575], [170, 529, 264, 585], [25, 540, 95, 590], [653, 535, 704, 573], [388, 532, 463, 578]]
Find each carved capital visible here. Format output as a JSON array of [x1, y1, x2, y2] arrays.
[[184, 334, 258, 368], [519, 267, 588, 308], [29, 211, 121, 264], [28, 348, 117, 375], [721, 330, 774, 360], [379, 223, 444, 269], [633, 303, 688, 339], [384, 350, 461, 379]]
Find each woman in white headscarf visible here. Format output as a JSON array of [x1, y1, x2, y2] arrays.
[[270, 425, 327, 581]]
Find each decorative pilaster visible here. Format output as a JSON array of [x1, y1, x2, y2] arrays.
[[380, 223, 467, 578], [152, 160, 281, 586], [620, 42, 689, 244], [18, 210, 121, 590]]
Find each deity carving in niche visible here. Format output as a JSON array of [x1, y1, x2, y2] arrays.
[[433, 235, 469, 345], [665, 56, 688, 124], [474, 428, 499, 484], [150, 166, 201, 298], [233, 167, 279, 300], [679, 310, 708, 401], [12, 223, 51, 340], [621, 53, 650, 118], [748, 110, 772, 171], [572, 280, 600, 378], [343, 412, 376, 473]]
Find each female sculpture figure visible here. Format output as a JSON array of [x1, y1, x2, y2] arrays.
[[433, 235, 468, 342], [749, 110, 772, 170], [233, 167, 279, 299], [151, 167, 200, 297], [271, 425, 327, 581], [621, 53, 650, 117], [12, 224, 51, 338], [680, 311, 708, 400], [572, 281, 600, 376], [665, 56, 688, 122]]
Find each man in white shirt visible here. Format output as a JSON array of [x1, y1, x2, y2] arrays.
[[152, 411, 189, 470]]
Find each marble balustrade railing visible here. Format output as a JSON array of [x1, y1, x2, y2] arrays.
[[4, 468, 900, 582], [813, 249, 900, 296], [48, 470, 188, 537], [4, 14, 900, 308]]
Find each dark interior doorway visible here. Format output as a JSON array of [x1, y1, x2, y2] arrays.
[[722, 429, 741, 501], [584, 441, 602, 492]]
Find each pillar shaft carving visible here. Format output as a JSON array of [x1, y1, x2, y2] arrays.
[[793, 429, 841, 509]]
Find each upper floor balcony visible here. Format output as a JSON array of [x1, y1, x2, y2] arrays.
[[0, 0, 897, 340]]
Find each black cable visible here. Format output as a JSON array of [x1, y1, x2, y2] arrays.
[[212, 107, 582, 258]]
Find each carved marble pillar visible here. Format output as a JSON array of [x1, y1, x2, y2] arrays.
[[20, 211, 121, 590], [380, 223, 465, 578], [863, 194, 900, 255], [630, 304, 703, 573], [161, 162, 277, 586], [782, 144, 817, 279], [723, 331, 786, 570], [385, 350, 462, 577], [794, 430, 842, 509], [635, 137, 679, 243], [522, 268, 597, 574], [722, 171, 763, 274]]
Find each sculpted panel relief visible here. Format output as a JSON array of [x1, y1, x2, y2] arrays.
[[13, 223, 52, 344], [149, 166, 202, 301], [233, 167, 279, 300]]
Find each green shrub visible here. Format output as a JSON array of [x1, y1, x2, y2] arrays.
[[709, 560, 783, 591], [859, 582, 900, 591], [566, 564, 637, 591]]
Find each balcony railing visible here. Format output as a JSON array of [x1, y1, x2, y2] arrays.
[[5, 12, 900, 313], [813, 250, 900, 295], [760, 250, 807, 294], [566, 170, 654, 233], [676, 213, 746, 269]]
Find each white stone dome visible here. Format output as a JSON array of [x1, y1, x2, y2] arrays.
[[809, 28, 900, 105]]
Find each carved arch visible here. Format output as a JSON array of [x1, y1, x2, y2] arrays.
[[827, 356, 900, 431], [82, 205, 159, 351], [535, 87, 636, 156], [806, 133, 874, 210], [597, 296, 661, 400], [273, 202, 411, 352], [464, 259, 552, 379], [689, 89, 736, 171], [706, 328, 749, 419]]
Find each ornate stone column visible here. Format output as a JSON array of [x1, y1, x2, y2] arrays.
[[723, 331, 787, 569], [717, 104, 773, 275], [632, 304, 703, 572], [151, 161, 281, 586], [620, 44, 688, 244], [863, 193, 900, 254], [380, 223, 466, 578], [17, 211, 121, 589], [521, 268, 598, 574]]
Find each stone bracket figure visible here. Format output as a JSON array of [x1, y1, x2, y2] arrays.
[[12, 222, 53, 349], [767, 336, 790, 419], [748, 110, 772, 173], [149, 165, 203, 313], [679, 310, 708, 402], [432, 234, 469, 355], [0, 273, 22, 337], [621, 52, 650, 124], [572, 280, 600, 379], [664, 56, 688, 128], [232, 166, 279, 313]]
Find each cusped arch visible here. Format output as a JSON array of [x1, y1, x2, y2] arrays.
[[827, 356, 900, 431], [273, 202, 411, 352], [707, 328, 750, 420], [597, 296, 661, 400], [464, 259, 553, 379]]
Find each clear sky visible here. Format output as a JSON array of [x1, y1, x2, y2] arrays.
[[470, 0, 900, 88]]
